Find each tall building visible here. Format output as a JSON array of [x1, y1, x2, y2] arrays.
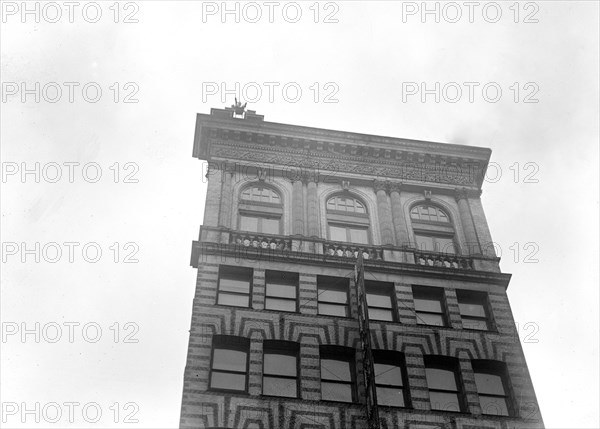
[[180, 106, 543, 429]]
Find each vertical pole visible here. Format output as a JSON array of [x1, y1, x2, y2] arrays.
[[355, 253, 380, 429]]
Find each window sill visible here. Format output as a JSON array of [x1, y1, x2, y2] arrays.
[[319, 398, 357, 405], [214, 303, 252, 310], [207, 388, 249, 395], [317, 313, 352, 320], [260, 393, 299, 400]]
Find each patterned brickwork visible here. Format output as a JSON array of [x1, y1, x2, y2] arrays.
[[182, 255, 542, 428]]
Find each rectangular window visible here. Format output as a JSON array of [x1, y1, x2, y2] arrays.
[[320, 347, 355, 403], [240, 214, 280, 234], [209, 336, 249, 392], [366, 281, 396, 322], [425, 356, 464, 412], [373, 350, 408, 407], [473, 361, 512, 416], [412, 286, 446, 327], [217, 266, 252, 308], [265, 271, 298, 312], [456, 290, 492, 331], [329, 224, 347, 242], [328, 223, 369, 244], [415, 234, 456, 254], [317, 276, 349, 317], [239, 215, 258, 232], [263, 341, 299, 398]]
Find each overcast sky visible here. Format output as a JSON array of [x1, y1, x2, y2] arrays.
[[1, 1, 599, 428]]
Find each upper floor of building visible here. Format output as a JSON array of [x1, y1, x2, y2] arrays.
[[192, 107, 503, 275]]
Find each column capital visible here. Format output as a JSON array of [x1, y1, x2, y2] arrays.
[[455, 188, 482, 201], [388, 182, 403, 194], [373, 179, 388, 193], [303, 171, 318, 184], [287, 172, 304, 184], [223, 161, 237, 175]]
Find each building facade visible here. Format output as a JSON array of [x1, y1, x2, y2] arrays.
[[180, 107, 543, 429]]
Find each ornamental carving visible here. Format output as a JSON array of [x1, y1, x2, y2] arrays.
[[373, 180, 388, 193], [388, 182, 403, 194], [210, 143, 478, 187]]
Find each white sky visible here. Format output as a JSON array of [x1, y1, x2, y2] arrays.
[[1, 1, 598, 428]]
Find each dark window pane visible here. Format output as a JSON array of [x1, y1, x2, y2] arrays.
[[213, 349, 247, 372], [480, 396, 509, 416], [413, 297, 442, 313], [263, 376, 297, 397], [429, 391, 461, 412], [426, 367, 457, 391], [474, 372, 505, 396], [369, 308, 393, 321], [318, 303, 348, 317], [462, 319, 489, 331], [217, 293, 249, 307], [265, 298, 296, 312], [374, 363, 403, 386], [376, 386, 405, 407], [219, 278, 250, 294], [321, 382, 353, 402], [319, 288, 348, 304], [459, 302, 486, 318], [264, 353, 296, 377], [321, 359, 351, 381], [416, 312, 445, 326], [266, 282, 296, 299], [210, 372, 246, 391]]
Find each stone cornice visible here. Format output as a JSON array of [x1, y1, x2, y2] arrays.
[[194, 112, 491, 160], [193, 111, 491, 189]]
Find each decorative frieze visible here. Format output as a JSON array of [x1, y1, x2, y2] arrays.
[[210, 143, 480, 187]]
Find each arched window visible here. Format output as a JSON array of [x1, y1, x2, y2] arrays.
[[410, 204, 456, 254], [240, 186, 281, 204], [238, 185, 282, 235], [327, 196, 366, 214], [410, 205, 449, 223], [326, 194, 370, 244]]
